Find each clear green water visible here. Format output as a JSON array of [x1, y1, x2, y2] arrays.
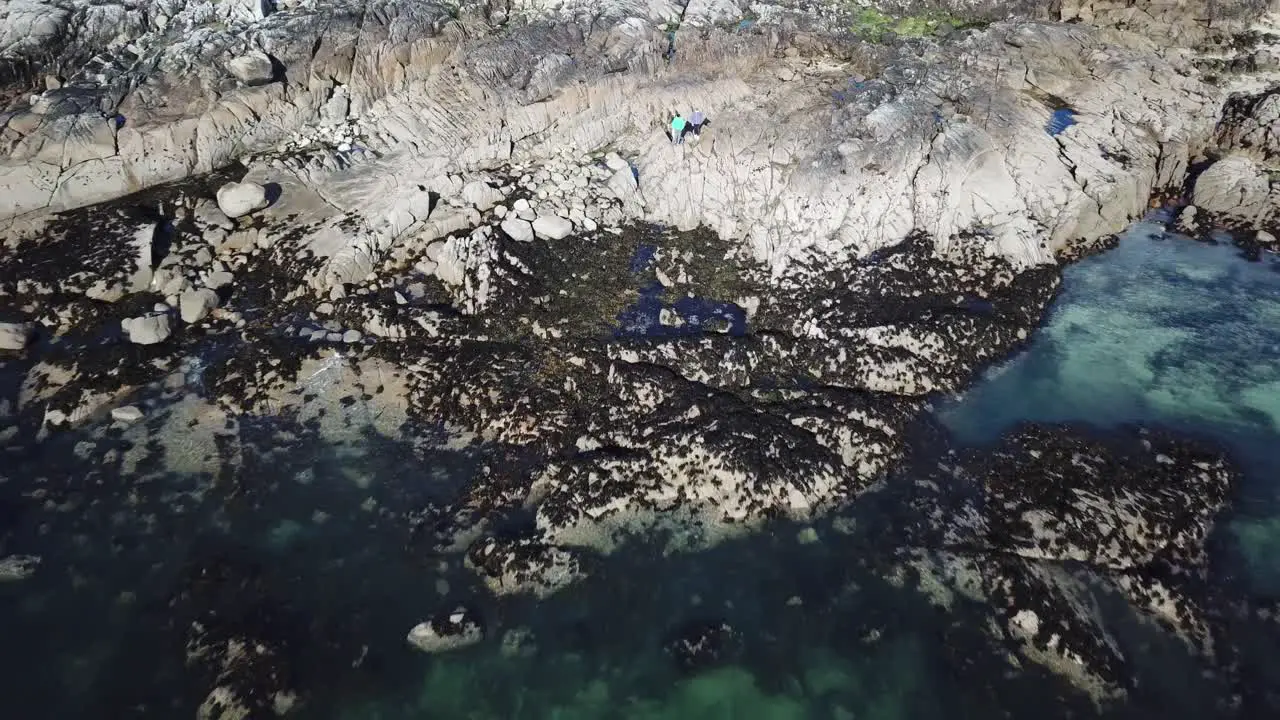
[[938, 220, 1280, 593], [3, 219, 1279, 719]]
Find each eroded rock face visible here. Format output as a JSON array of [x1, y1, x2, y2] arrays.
[[0, 2, 1256, 278], [1216, 87, 1280, 161], [1192, 155, 1274, 226], [664, 619, 743, 672]]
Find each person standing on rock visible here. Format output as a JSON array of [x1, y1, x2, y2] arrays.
[[670, 113, 686, 145], [689, 109, 707, 138]]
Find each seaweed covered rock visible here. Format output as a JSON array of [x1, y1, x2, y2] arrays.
[[407, 605, 485, 654], [893, 425, 1238, 703]]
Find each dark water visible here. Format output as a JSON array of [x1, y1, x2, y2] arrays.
[[4, 220, 1280, 718]]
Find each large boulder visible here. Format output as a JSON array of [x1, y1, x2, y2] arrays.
[[460, 180, 505, 211], [121, 312, 172, 345], [1192, 156, 1274, 225], [532, 214, 573, 240], [226, 51, 275, 86], [216, 181, 270, 219], [500, 217, 535, 243]]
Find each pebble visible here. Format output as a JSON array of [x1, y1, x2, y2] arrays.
[[342, 329, 363, 343], [111, 406, 144, 423]]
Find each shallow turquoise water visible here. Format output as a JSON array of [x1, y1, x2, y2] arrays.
[[938, 220, 1280, 591]]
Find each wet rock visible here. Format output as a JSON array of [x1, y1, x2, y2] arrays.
[[121, 312, 172, 345], [181, 288, 221, 323], [216, 181, 269, 219], [0, 321, 33, 350], [465, 536, 585, 598], [896, 424, 1238, 701], [407, 605, 484, 653]]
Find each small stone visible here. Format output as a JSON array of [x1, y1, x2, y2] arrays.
[[111, 406, 144, 423], [337, 142, 352, 152], [316, 302, 334, 315], [407, 605, 484, 654], [342, 329, 362, 343], [395, 291, 408, 305], [326, 332, 343, 342]]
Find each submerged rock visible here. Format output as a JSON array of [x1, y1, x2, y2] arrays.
[[0, 555, 40, 581], [407, 605, 484, 653]]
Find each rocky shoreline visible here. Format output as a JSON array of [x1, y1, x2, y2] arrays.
[[3, 0, 1280, 717]]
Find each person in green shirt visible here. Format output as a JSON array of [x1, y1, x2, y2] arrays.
[[670, 113, 686, 145]]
